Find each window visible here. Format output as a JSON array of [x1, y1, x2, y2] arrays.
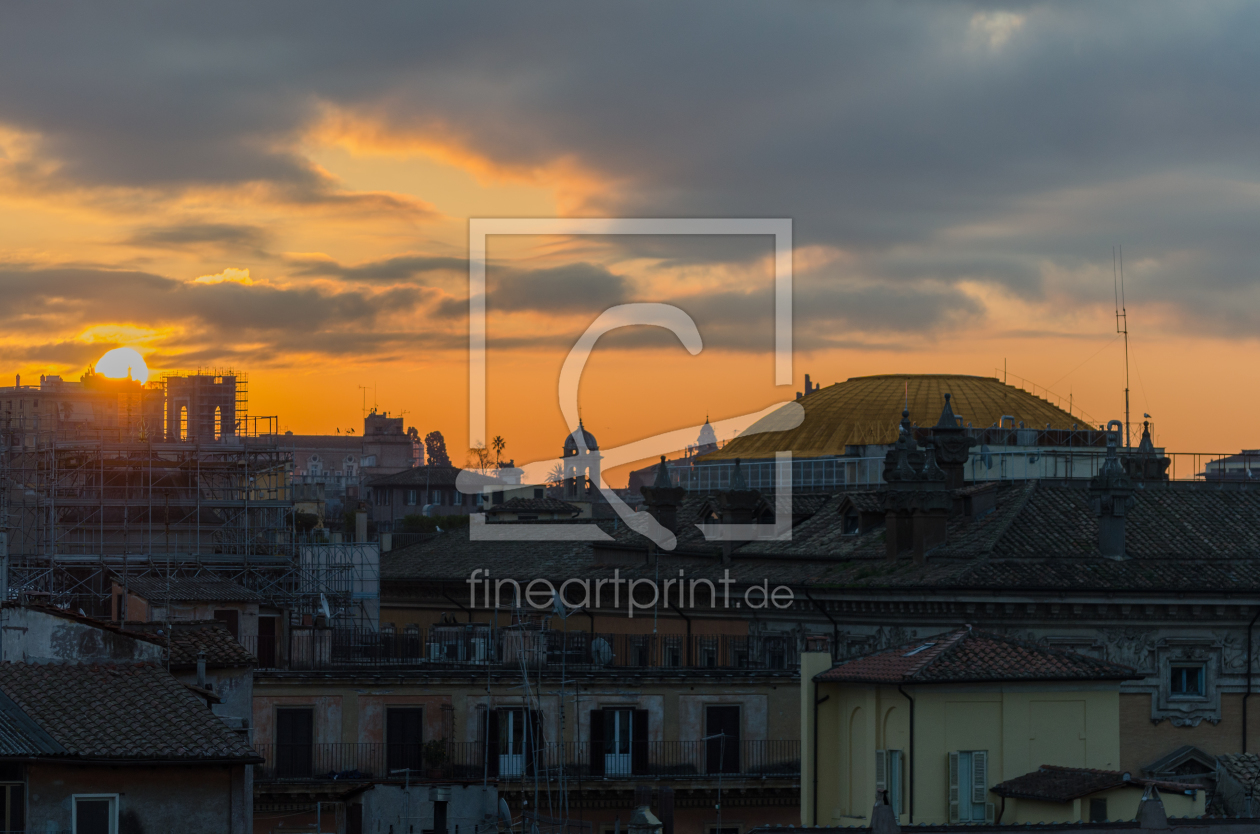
[[842, 509, 859, 535], [875, 750, 905, 816], [406, 490, 417, 506], [1170, 665, 1206, 698], [214, 405, 222, 440], [431, 490, 443, 505], [534, 488, 544, 499], [706, 706, 741, 774], [386, 707, 424, 773], [276, 708, 314, 779], [1089, 797, 1108, 822], [453, 491, 464, 507], [589, 708, 648, 776], [0, 779, 24, 833], [178, 406, 188, 441], [948, 751, 993, 823], [73, 794, 117, 834]]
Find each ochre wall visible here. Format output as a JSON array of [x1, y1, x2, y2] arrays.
[[813, 682, 1122, 827]]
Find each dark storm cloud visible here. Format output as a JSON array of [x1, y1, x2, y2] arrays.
[[125, 222, 272, 256], [287, 253, 466, 282], [0, 266, 441, 363], [490, 263, 630, 313], [3, 3, 1260, 344]]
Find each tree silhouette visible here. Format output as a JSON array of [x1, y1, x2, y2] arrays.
[[424, 431, 452, 467]]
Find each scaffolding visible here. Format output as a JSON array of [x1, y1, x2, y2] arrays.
[[1, 420, 372, 626]]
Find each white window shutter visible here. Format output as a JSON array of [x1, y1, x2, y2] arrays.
[[948, 752, 960, 823], [875, 749, 888, 800], [985, 802, 996, 824], [972, 750, 988, 805]]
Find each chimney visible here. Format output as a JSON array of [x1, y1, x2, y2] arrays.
[[196, 650, 207, 688], [881, 410, 950, 563], [640, 456, 686, 534], [1090, 420, 1135, 560], [1123, 420, 1171, 483], [718, 459, 760, 562], [930, 393, 975, 491]]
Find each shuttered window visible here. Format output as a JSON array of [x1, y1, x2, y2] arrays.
[[948, 751, 993, 823], [875, 750, 904, 816]]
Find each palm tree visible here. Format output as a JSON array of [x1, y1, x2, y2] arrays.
[[491, 435, 506, 465]]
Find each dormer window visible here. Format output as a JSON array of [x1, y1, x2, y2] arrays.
[[842, 509, 859, 535]]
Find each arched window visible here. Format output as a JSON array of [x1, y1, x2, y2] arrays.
[[179, 406, 188, 441], [214, 406, 222, 441]]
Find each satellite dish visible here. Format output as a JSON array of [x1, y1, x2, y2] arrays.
[[979, 443, 993, 470], [552, 590, 568, 620], [499, 797, 513, 827], [320, 593, 332, 620], [591, 637, 614, 666]]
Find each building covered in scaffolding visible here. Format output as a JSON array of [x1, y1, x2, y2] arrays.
[[0, 368, 377, 624]]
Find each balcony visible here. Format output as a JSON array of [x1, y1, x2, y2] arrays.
[[246, 627, 800, 673], [253, 739, 800, 782]]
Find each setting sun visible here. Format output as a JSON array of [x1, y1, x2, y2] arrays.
[[93, 347, 150, 384]]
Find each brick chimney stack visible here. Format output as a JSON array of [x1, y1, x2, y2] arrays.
[[639, 456, 686, 534], [1090, 420, 1135, 560], [882, 410, 951, 563]]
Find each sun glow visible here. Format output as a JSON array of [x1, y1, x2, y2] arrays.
[[94, 347, 150, 384]]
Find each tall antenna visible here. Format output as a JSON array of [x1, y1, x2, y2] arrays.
[[1113, 246, 1131, 448]]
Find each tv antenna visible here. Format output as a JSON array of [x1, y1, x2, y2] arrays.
[[1113, 245, 1130, 448]]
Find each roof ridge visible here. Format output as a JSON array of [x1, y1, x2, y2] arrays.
[[904, 627, 971, 679]]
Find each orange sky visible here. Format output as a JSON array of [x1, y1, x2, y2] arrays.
[[5, 29, 1260, 487]]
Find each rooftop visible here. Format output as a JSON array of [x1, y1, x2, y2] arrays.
[[121, 576, 262, 603], [991, 765, 1202, 803], [815, 627, 1138, 684], [127, 620, 257, 670], [0, 661, 258, 761]]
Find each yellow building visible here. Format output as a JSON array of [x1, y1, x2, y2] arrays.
[[801, 627, 1203, 826]]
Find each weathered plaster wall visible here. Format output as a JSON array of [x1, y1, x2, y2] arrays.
[[27, 763, 249, 834], [172, 665, 252, 728], [253, 694, 344, 746], [0, 607, 162, 665], [360, 784, 498, 833]]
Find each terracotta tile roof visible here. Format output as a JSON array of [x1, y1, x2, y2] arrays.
[[123, 576, 261, 603], [992, 766, 1202, 802], [0, 662, 258, 761], [127, 621, 256, 670], [1218, 753, 1260, 788], [815, 627, 1138, 684]]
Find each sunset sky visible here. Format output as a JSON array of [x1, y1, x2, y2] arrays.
[[3, 3, 1260, 484]]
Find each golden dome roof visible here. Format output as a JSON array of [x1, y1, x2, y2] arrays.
[[701, 374, 1087, 461]]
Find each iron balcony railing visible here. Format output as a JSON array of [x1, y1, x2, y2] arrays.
[[253, 739, 800, 782], [244, 628, 800, 673]]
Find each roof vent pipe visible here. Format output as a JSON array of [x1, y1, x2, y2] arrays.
[[196, 651, 206, 688]]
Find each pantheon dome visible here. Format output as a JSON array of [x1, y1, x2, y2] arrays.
[[700, 374, 1087, 461]]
